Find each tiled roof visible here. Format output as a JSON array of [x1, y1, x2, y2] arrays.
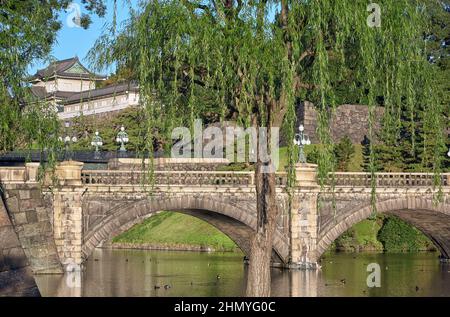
[[30, 86, 76, 100], [64, 82, 139, 104], [30, 57, 106, 81], [30, 86, 47, 99]]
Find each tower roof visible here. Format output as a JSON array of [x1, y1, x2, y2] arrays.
[[30, 57, 106, 81]]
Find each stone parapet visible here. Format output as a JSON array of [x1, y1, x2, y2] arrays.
[[0, 167, 27, 183], [55, 161, 84, 186], [295, 163, 318, 187]]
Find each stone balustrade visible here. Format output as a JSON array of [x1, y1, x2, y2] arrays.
[[80, 169, 449, 188], [2, 164, 448, 189], [330, 172, 450, 187], [81, 170, 256, 186]]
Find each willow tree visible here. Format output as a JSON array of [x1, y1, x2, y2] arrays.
[[89, 0, 445, 296]]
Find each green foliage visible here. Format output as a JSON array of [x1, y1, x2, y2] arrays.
[[377, 215, 435, 252], [358, 0, 450, 174], [113, 211, 239, 252], [332, 215, 436, 253], [70, 107, 152, 152], [305, 146, 321, 165], [118, 212, 435, 254], [334, 219, 384, 252], [333, 136, 355, 171], [362, 144, 404, 173], [423, 0, 450, 105]]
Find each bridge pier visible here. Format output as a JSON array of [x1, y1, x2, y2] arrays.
[[287, 164, 319, 269], [53, 161, 84, 272]]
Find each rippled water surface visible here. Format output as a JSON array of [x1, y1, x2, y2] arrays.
[[35, 249, 450, 297]]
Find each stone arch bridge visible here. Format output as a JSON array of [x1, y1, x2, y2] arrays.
[[0, 161, 449, 274]]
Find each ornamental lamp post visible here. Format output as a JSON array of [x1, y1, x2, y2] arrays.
[[116, 126, 129, 152], [59, 122, 77, 161], [293, 124, 311, 164], [91, 131, 103, 159]]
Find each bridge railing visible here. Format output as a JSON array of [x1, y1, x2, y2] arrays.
[[81, 170, 255, 186], [330, 172, 450, 187], [80, 170, 448, 187], [81, 170, 289, 186]]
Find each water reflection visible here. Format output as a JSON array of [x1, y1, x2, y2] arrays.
[[35, 249, 450, 297]]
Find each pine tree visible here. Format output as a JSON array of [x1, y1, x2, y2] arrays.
[[334, 136, 355, 171]]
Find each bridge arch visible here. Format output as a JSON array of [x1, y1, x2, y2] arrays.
[[317, 198, 450, 260], [82, 196, 290, 265]]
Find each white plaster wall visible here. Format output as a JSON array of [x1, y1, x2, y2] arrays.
[[34, 78, 96, 93], [58, 92, 140, 120], [53, 78, 96, 92]]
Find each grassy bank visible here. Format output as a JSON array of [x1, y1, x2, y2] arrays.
[[112, 211, 240, 252]]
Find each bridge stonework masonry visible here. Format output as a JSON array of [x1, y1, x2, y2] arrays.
[[0, 161, 449, 274]]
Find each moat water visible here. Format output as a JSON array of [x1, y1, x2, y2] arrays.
[[35, 249, 450, 297]]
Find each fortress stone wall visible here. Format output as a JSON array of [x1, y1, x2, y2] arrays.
[[297, 102, 385, 144]]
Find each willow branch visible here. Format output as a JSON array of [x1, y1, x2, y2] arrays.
[[299, 49, 314, 62], [211, 0, 226, 22], [181, 0, 211, 13], [294, 76, 319, 90]]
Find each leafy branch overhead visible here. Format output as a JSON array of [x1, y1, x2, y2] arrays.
[[89, 0, 445, 180]]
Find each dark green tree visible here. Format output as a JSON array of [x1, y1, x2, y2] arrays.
[[334, 136, 355, 171], [71, 107, 152, 152], [378, 215, 434, 252], [365, 0, 450, 173]]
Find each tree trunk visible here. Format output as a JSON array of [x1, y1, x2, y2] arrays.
[[246, 161, 279, 297]]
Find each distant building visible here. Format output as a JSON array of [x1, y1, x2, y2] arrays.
[[29, 57, 139, 120]]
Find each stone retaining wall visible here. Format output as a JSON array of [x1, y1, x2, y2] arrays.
[[297, 102, 384, 144], [0, 195, 40, 296], [2, 184, 62, 274]]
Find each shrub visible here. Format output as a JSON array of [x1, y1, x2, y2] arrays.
[[377, 215, 434, 252]]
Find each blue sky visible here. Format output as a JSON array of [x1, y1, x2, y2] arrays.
[[28, 1, 279, 77], [28, 0, 132, 76]]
